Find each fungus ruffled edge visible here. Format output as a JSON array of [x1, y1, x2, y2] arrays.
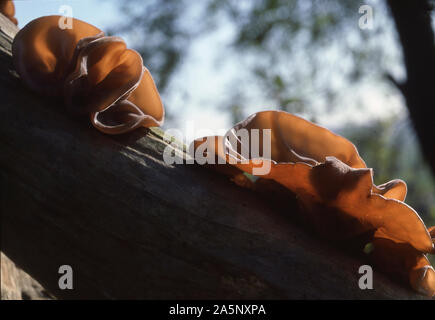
[[193, 110, 435, 296]]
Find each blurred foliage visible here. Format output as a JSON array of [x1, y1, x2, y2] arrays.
[[114, 0, 393, 120], [110, 0, 193, 93]]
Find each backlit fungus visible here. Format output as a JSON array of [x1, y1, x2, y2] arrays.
[[12, 16, 164, 134], [194, 110, 435, 296], [0, 0, 17, 25]]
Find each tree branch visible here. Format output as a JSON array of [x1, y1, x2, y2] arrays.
[[386, 0, 435, 177]]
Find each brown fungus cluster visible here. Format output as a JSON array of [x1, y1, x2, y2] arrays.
[[194, 110, 435, 296], [12, 16, 164, 134]]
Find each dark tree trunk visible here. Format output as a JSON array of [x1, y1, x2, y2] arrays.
[[386, 0, 435, 176]]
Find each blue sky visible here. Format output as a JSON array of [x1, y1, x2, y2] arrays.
[[13, 0, 406, 142], [15, 0, 118, 30]]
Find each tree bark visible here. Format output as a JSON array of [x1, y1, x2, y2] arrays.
[[386, 0, 435, 177], [1, 252, 51, 300], [0, 13, 429, 299]]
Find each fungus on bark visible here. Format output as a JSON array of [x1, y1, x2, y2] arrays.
[[193, 110, 435, 296], [12, 16, 164, 134], [0, 0, 18, 25]]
